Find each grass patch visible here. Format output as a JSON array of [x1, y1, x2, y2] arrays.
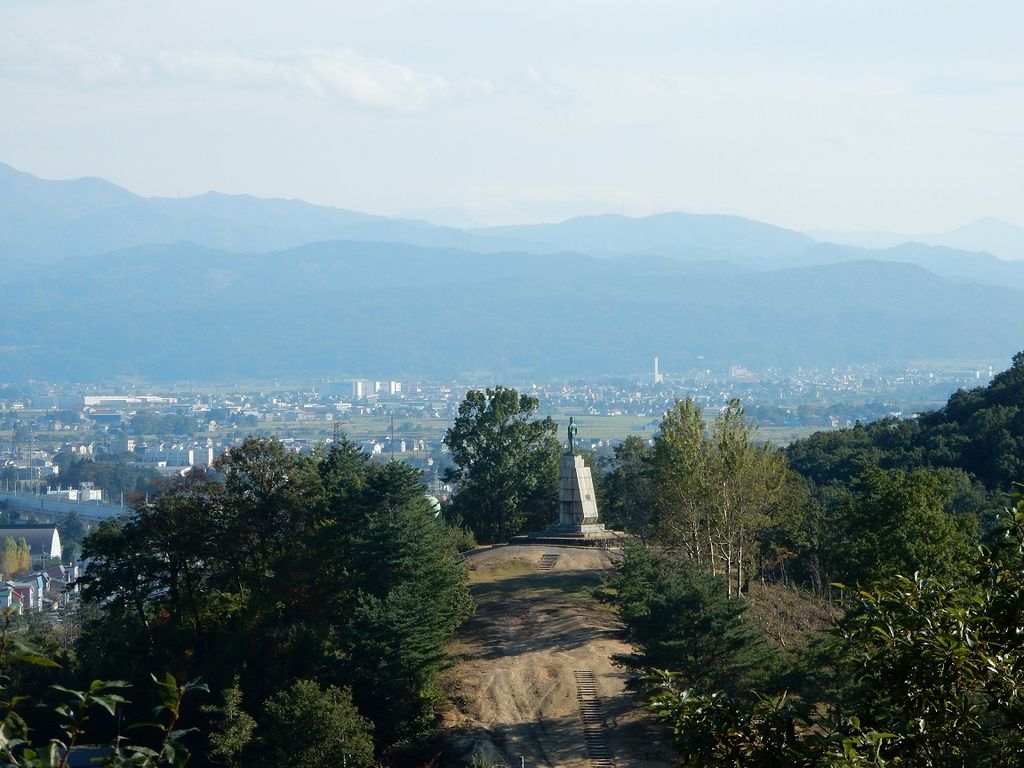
[[467, 558, 535, 584], [745, 582, 837, 649]]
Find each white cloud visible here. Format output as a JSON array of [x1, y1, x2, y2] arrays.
[[0, 36, 138, 86], [520, 65, 575, 107], [0, 37, 485, 113], [156, 48, 465, 113]]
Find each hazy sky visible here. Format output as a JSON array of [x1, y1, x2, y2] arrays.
[[2, 1, 1022, 230]]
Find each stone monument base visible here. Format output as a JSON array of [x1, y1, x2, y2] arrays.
[[509, 524, 629, 548], [513, 420, 628, 547]]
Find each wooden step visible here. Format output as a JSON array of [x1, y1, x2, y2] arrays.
[[537, 553, 560, 571], [573, 670, 615, 767]]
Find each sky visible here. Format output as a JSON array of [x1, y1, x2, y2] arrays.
[[2, 0, 1023, 230]]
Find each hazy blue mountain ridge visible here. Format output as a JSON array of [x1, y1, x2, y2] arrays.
[[0, 239, 1020, 380], [809, 217, 1024, 261], [3, 161, 1016, 278], [784, 242, 1024, 290], [477, 212, 818, 262], [2, 161, 1022, 381]]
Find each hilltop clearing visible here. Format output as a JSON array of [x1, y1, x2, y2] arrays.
[[441, 545, 673, 767]]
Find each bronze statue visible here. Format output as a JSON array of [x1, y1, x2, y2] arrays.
[[567, 416, 578, 453]]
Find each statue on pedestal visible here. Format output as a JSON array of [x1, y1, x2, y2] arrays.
[[515, 415, 625, 545]]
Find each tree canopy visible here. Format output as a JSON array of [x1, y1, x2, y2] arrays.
[[75, 436, 473, 760], [642, 398, 803, 596], [626, 493, 1024, 767], [787, 350, 1024, 494], [443, 386, 561, 542]]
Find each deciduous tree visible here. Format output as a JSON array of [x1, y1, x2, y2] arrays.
[[443, 387, 560, 542]]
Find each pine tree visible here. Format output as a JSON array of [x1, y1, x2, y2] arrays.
[[612, 544, 779, 697], [252, 680, 374, 768], [339, 461, 474, 746]]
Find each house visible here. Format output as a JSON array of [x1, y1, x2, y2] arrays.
[[0, 585, 22, 613], [3, 579, 40, 612], [44, 563, 79, 607]]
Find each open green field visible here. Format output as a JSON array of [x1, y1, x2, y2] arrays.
[[4, 412, 832, 452], [543, 413, 829, 447]]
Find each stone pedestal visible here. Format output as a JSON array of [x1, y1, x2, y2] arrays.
[[512, 450, 626, 546], [550, 452, 604, 534]]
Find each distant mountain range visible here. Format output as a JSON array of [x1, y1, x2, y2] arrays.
[[0, 161, 1021, 380], [808, 218, 1024, 261]]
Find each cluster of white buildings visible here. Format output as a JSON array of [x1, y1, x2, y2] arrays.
[[350, 379, 404, 399], [45, 481, 103, 502]]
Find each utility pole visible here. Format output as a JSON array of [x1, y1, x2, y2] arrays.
[[28, 424, 34, 495]]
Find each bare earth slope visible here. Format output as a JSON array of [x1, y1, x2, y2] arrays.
[[442, 545, 673, 767]]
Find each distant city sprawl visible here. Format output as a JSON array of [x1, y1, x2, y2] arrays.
[[0, 360, 997, 510]]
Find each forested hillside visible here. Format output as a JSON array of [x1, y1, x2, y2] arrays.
[[788, 350, 1024, 492], [1, 239, 1021, 379], [585, 352, 1024, 766]]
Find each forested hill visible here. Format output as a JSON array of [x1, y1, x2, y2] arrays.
[[4, 160, 1024, 380], [787, 351, 1024, 492], [1, 240, 1022, 380]]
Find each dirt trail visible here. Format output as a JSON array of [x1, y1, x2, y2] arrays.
[[443, 545, 673, 768]]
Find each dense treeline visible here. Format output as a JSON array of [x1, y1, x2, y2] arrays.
[[124, 411, 260, 436], [597, 351, 1024, 765], [608, 495, 1024, 766], [597, 399, 980, 599], [1, 437, 473, 766], [772, 351, 1024, 594], [788, 351, 1024, 494], [596, 356, 1024, 600]]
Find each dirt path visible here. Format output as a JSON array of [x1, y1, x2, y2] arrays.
[[442, 545, 674, 768]]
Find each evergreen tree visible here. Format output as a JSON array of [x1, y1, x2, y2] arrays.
[[598, 435, 654, 539], [205, 677, 256, 768], [250, 680, 374, 768], [58, 510, 86, 561], [611, 543, 780, 697], [1, 537, 16, 578], [16, 537, 29, 575], [834, 467, 977, 585], [340, 461, 474, 746]]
